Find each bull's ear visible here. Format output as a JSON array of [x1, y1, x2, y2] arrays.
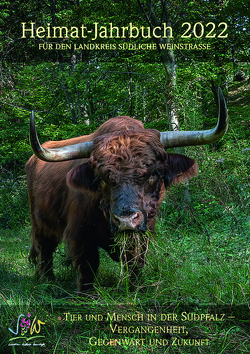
[[164, 153, 198, 188], [67, 163, 99, 191]]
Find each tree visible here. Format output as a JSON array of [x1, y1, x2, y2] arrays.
[[137, 0, 179, 131]]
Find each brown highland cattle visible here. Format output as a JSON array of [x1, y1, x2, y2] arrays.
[[26, 88, 228, 291]]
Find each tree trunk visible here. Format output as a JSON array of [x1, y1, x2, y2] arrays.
[[86, 74, 94, 118], [50, 0, 77, 124], [138, 0, 179, 131], [138, 0, 192, 204]]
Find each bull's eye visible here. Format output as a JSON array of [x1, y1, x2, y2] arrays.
[[100, 179, 107, 187], [147, 170, 159, 185], [97, 178, 107, 190]]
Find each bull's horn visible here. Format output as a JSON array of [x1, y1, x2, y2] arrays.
[[160, 87, 228, 148], [29, 111, 93, 161]]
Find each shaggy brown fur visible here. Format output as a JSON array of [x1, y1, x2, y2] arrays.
[[89, 129, 167, 185], [26, 116, 198, 291]]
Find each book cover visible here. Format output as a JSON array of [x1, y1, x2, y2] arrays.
[[0, 1, 249, 353]]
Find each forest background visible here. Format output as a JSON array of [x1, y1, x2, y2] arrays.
[[0, 0, 250, 353]]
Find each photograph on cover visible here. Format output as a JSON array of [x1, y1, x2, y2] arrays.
[[0, 0, 249, 353]]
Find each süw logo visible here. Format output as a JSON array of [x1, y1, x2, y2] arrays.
[[8, 312, 45, 342]]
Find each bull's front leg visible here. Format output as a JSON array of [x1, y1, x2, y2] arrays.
[[76, 247, 100, 291], [29, 230, 58, 280], [64, 227, 100, 292]]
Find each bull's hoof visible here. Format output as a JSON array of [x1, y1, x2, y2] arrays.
[[35, 268, 55, 283], [76, 283, 94, 295]]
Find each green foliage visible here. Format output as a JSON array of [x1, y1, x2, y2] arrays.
[[0, 173, 29, 229], [0, 111, 30, 168]]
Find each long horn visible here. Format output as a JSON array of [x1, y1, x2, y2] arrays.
[[160, 87, 228, 148], [29, 111, 93, 161]]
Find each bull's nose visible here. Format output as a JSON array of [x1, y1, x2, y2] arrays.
[[112, 211, 143, 230]]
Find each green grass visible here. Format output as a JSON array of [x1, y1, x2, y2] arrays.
[[0, 213, 250, 353], [0, 80, 250, 353]]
